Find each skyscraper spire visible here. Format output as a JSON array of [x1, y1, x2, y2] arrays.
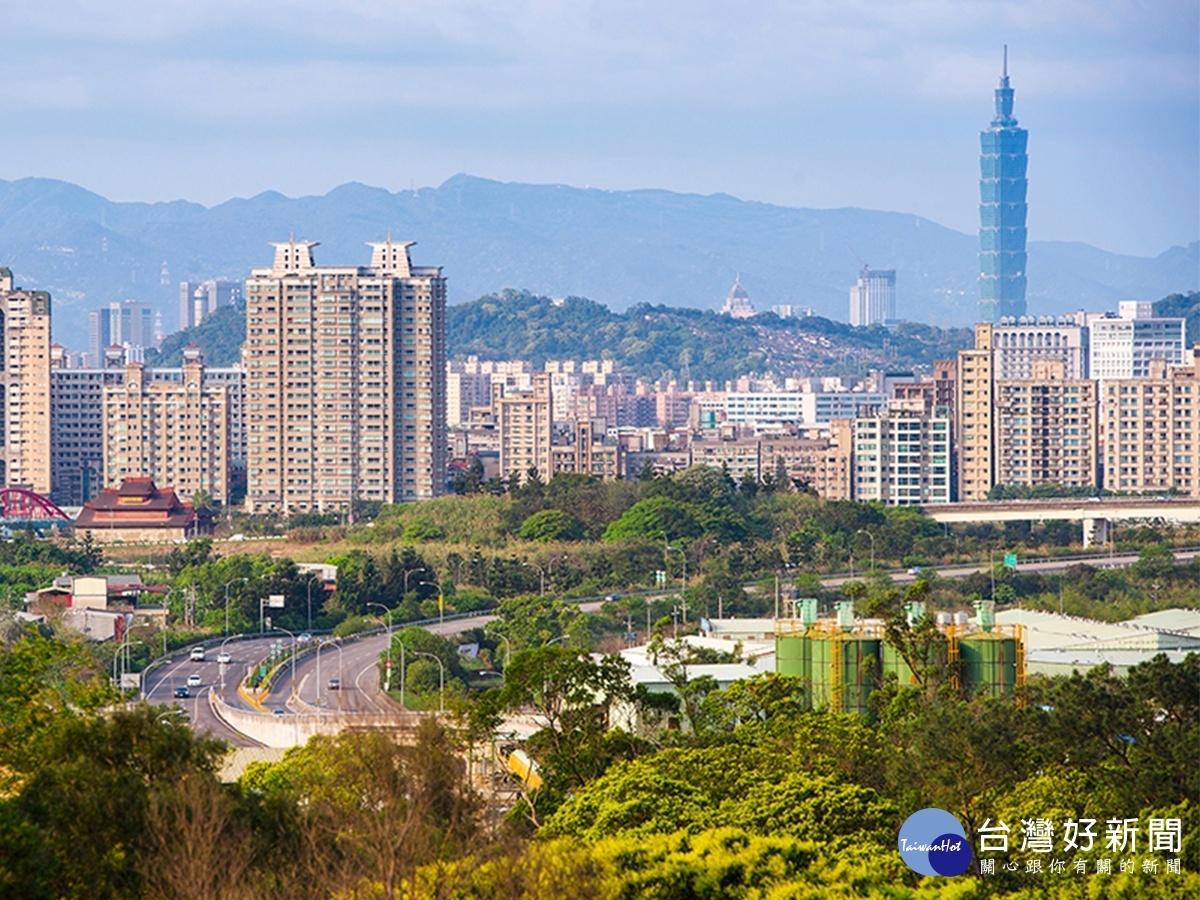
[[979, 47, 1028, 323]]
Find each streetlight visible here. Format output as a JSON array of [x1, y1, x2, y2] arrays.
[[524, 561, 545, 596], [305, 574, 322, 634], [321, 638, 345, 710], [366, 602, 402, 705], [666, 544, 687, 623], [218, 632, 242, 698], [273, 625, 298, 699], [403, 567, 426, 595], [224, 577, 249, 637], [113, 631, 144, 694], [409, 650, 445, 714], [485, 626, 512, 670], [420, 580, 444, 627], [856, 530, 875, 572]]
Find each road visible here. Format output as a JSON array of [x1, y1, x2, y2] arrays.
[[146, 545, 1186, 743]]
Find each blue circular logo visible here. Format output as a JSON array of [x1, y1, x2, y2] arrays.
[[898, 808, 972, 876]]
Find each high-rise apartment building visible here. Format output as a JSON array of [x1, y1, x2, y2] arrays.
[[51, 348, 246, 508], [989, 313, 1088, 380], [979, 48, 1028, 323], [0, 267, 52, 494], [848, 266, 896, 327], [956, 325, 996, 501], [853, 404, 953, 505], [995, 360, 1098, 491], [1100, 361, 1199, 496], [102, 351, 231, 503], [243, 240, 447, 512], [494, 373, 553, 483], [1088, 305, 1186, 381]]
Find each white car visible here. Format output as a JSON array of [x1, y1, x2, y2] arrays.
[[186, 674, 202, 687], [217, 651, 232, 664]]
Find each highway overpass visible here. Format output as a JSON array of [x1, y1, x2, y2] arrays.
[[920, 498, 1200, 547]]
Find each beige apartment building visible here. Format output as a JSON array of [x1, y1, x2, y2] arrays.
[[1101, 361, 1199, 496], [0, 267, 52, 495], [995, 360, 1098, 490], [244, 240, 447, 512], [550, 420, 623, 480], [687, 426, 853, 500], [102, 352, 231, 503], [956, 325, 996, 501], [494, 373, 553, 483]]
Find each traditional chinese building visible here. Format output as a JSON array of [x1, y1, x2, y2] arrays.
[[73, 477, 213, 544]]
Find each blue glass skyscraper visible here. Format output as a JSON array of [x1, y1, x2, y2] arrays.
[[979, 47, 1028, 323]]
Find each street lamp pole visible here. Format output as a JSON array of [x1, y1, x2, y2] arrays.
[[224, 577, 249, 637], [856, 529, 875, 572], [524, 561, 545, 596], [366, 602, 396, 699], [218, 633, 241, 698], [273, 625, 297, 699], [305, 574, 321, 634], [485, 626, 512, 670], [420, 580, 444, 627], [667, 544, 687, 623], [403, 567, 426, 595], [410, 650, 445, 713]]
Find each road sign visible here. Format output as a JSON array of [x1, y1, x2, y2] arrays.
[[1004, 553, 1018, 569], [268, 594, 285, 608], [656, 570, 666, 587]]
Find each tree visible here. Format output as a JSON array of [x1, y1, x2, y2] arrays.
[[520, 509, 584, 542]]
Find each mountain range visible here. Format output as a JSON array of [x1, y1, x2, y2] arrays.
[[0, 174, 1194, 350]]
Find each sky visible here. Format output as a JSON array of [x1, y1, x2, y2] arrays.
[[0, 0, 1196, 258]]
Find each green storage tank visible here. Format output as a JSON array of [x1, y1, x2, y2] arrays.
[[959, 634, 1019, 698], [809, 633, 880, 715], [776, 634, 812, 687], [881, 636, 950, 688]]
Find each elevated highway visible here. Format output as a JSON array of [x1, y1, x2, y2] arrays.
[[920, 498, 1200, 547]]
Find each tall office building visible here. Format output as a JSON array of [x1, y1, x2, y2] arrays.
[[87, 299, 155, 366], [848, 266, 896, 326], [0, 267, 52, 494], [1087, 303, 1186, 382], [244, 240, 446, 512], [179, 279, 241, 330], [979, 47, 1028, 323]]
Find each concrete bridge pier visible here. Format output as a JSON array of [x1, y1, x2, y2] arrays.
[[1082, 516, 1109, 549]]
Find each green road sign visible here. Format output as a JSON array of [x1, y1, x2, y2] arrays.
[[1003, 553, 1017, 569]]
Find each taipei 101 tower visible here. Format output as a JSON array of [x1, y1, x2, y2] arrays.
[[978, 46, 1028, 323]]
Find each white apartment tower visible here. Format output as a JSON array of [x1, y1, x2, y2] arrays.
[[848, 267, 896, 327], [244, 240, 447, 512]]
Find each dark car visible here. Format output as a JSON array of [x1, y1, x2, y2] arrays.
[[173, 686, 190, 698]]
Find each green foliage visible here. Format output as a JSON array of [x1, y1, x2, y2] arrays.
[[143, 303, 245, 367], [520, 508, 584, 542], [449, 289, 972, 383]]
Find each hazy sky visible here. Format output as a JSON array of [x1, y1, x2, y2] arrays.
[[2, 1, 1196, 256]]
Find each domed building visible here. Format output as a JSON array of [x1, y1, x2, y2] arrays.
[[719, 277, 756, 319]]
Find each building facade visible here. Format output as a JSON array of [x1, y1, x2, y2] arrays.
[[494, 372, 554, 484], [979, 48, 1028, 323], [179, 279, 241, 330], [1088, 309, 1186, 381], [1101, 361, 1199, 496], [995, 360, 1098, 491], [956, 327, 996, 501], [102, 353, 231, 504], [244, 239, 447, 512], [853, 406, 953, 505], [848, 266, 896, 327], [0, 267, 52, 495], [990, 314, 1088, 380]]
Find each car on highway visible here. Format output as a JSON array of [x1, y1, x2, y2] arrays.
[[186, 674, 202, 687], [217, 651, 232, 664], [327, 677, 341, 691], [173, 686, 190, 698], [272, 708, 287, 716], [907, 566, 925, 576], [604, 594, 622, 602], [297, 632, 313, 644], [189, 646, 206, 661]]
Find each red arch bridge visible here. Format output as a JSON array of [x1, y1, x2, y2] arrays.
[[0, 488, 72, 527]]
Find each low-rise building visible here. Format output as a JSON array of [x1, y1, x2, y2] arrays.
[[73, 478, 213, 543]]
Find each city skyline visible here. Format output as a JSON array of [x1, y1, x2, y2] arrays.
[[0, 2, 1194, 258]]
